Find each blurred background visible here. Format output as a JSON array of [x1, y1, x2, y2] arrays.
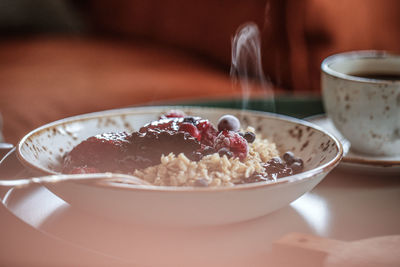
[[1, 0, 400, 144]]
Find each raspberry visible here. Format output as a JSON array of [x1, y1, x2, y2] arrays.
[[196, 120, 218, 146], [214, 130, 248, 160], [63, 132, 130, 173], [179, 122, 201, 141], [161, 110, 186, 119]]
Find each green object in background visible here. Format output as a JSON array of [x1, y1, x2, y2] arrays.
[[179, 95, 324, 119]]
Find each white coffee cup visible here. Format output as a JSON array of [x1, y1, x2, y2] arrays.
[[321, 50, 400, 157]]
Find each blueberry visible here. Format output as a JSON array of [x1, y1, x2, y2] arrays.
[[290, 161, 303, 173], [243, 132, 256, 143], [283, 151, 296, 164], [203, 146, 216, 155], [218, 147, 233, 158], [282, 151, 304, 173], [296, 158, 304, 166], [217, 115, 240, 132], [183, 116, 197, 124]]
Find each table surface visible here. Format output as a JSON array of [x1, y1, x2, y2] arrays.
[[0, 148, 399, 267]]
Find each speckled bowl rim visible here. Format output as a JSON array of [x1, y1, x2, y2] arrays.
[[321, 50, 400, 84], [17, 106, 343, 193]]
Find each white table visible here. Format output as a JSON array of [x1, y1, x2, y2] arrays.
[[0, 165, 399, 266]]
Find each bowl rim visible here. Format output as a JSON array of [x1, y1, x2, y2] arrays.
[[17, 105, 343, 193]]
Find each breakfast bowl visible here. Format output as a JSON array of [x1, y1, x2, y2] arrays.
[[16, 106, 342, 226]]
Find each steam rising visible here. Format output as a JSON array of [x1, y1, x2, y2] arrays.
[[230, 22, 275, 112]]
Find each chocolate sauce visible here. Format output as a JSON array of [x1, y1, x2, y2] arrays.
[[235, 152, 304, 184]]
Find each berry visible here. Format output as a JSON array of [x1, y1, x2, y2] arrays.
[[214, 130, 248, 160], [161, 110, 186, 119], [196, 120, 218, 146], [179, 122, 201, 140], [283, 151, 296, 164], [282, 151, 303, 172], [218, 147, 233, 158], [183, 116, 199, 124], [217, 115, 240, 132], [140, 116, 202, 134], [290, 161, 304, 172], [242, 132, 256, 143]]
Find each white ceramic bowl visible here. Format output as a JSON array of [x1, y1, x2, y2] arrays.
[[17, 106, 342, 226]]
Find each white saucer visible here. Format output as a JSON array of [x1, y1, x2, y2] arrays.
[[307, 115, 400, 175]]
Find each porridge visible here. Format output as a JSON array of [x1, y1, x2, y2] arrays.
[[62, 110, 304, 187]]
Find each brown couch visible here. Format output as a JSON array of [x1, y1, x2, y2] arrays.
[[1, 0, 400, 144]]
